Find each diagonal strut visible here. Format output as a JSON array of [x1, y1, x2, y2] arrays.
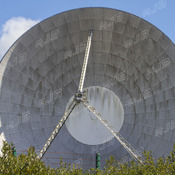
[[37, 99, 78, 159], [81, 98, 144, 164], [78, 28, 93, 93]]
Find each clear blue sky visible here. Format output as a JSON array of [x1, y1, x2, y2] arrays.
[[0, 0, 174, 55]]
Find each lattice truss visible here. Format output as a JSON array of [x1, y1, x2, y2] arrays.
[[37, 28, 143, 164]]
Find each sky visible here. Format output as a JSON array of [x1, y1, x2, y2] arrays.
[[0, 0, 174, 61]]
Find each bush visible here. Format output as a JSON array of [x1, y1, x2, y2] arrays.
[[1, 141, 175, 174]]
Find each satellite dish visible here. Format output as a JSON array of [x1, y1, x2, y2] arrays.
[[0, 7, 175, 168]]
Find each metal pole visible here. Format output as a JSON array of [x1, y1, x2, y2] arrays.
[[96, 153, 100, 169], [12, 148, 17, 157]]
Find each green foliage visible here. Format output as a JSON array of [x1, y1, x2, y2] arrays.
[[0, 141, 83, 175], [1, 141, 175, 174], [100, 148, 175, 175]]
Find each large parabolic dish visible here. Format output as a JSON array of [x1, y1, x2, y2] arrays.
[[0, 7, 175, 168]]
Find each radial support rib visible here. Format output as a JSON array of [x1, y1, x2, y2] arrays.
[[37, 100, 78, 159], [81, 99, 144, 164], [78, 28, 93, 93]]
